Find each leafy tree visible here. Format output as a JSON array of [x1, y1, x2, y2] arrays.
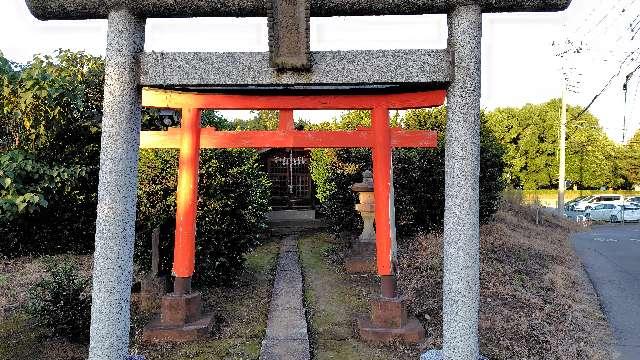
[[229, 110, 279, 130], [623, 130, 640, 187], [0, 150, 85, 221], [0, 52, 18, 151], [1, 50, 104, 162], [309, 107, 506, 236], [0, 51, 103, 257], [485, 99, 622, 189], [201, 109, 233, 130]]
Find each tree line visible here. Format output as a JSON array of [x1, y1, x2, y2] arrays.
[[0, 50, 272, 289], [484, 99, 639, 190], [1, 50, 638, 226]]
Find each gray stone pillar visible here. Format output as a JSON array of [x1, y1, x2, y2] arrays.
[[89, 9, 145, 360], [443, 4, 482, 360]]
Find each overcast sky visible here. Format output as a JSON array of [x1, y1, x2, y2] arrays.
[[1, 0, 638, 143]]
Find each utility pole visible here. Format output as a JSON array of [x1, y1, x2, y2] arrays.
[[623, 73, 631, 143], [558, 80, 567, 215]]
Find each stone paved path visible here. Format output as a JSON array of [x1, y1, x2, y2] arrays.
[[260, 235, 310, 360]]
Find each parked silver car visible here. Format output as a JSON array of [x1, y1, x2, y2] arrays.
[[585, 204, 640, 222]]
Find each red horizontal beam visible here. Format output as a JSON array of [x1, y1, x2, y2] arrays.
[[142, 89, 447, 110], [140, 128, 437, 149]]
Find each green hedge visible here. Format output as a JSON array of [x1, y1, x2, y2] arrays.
[[136, 148, 271, 286], [0, 150, 95, 257], [0, 51, 102, 258], [310, 107, 506, 236]]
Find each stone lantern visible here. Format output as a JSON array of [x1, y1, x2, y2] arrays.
[[345, 170, 377, 273], [352, 170, 375, 243]]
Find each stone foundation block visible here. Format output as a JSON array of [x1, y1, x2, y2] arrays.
[[357, 316, 425, 344], [143, 314, 213, 342], [143, 292, 213, 342], [160, 292, 203, 326], [357, 294, 425, 344], [371, 296, 408, 328]]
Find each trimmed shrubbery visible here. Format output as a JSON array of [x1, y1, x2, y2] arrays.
[[135, 111, 272, 286], [309, 107, 506, 237], [135, 148, 271, 286], [0, 150, 93, 257]]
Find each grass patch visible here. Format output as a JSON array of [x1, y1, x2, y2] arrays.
[[0, 254, 92, 316], [298, 234, 421, 360], [131, 240, 280, 359], [0, 314, 43, 360]]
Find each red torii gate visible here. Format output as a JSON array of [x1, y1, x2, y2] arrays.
[[140, 88, 445, 294]]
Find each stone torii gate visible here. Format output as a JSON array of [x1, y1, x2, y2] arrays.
[[24, 0, 571, 359]]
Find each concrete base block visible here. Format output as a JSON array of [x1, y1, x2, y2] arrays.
[[357, 294, 425, 344], [160, 292, 202, 326], [142, 314, 213, 342], [357, 316, 425, 343], [371, 296, 408, 328], [142, 292, 213, 342]]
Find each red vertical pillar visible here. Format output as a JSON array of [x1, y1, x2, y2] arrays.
[[173, 107, 201, 285], [371, 107, 394, 278], [279, 109, 295, 131]]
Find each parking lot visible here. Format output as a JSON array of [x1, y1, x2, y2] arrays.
[[572, 223, 640, 359]]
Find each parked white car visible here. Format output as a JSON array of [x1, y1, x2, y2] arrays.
[[626, 196, 640, 206], [573, 194, 624, 212], [585, 204, 640, 222]]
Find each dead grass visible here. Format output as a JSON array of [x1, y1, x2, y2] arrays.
[[298, 234, 421, 360], [398, 201, 614, 359], [0, 241, 279, 360], [0, 254, 92, 319], [130, 240, 280, 359], [0, 254, 92, 360]]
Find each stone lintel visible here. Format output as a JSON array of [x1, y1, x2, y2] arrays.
[[140, 50, 451, 89], [26, 0, 572, 21]]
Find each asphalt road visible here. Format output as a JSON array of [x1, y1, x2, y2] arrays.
[[572, 223, 640, 359]]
